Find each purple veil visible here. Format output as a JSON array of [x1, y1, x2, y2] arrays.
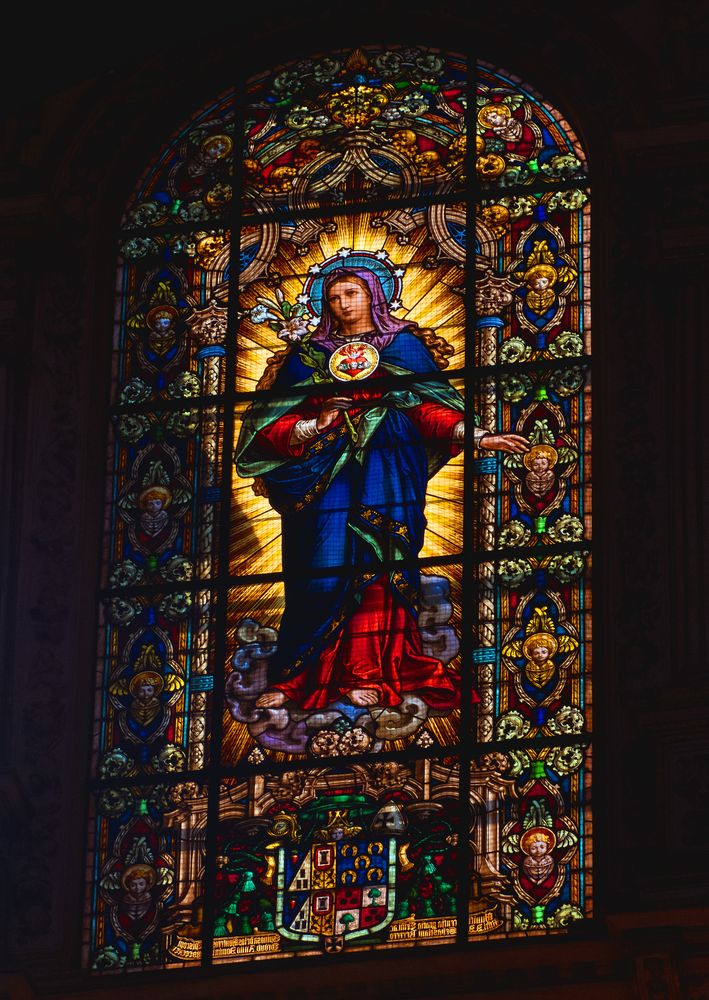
[[311, 267, 415, 353]]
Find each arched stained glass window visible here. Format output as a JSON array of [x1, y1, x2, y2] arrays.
[[86, 47, 591, 971]]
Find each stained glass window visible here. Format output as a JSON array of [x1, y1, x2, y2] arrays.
[[86, 47, 591, 971]]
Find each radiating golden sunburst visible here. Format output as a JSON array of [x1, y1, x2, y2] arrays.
[[230, 212, 466, 578], [223, 211, 466, 763]]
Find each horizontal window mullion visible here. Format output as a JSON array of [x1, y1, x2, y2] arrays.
[[108, 355, 591, 418], [90, 730, 591, 793], [99, 540, 591, 600]]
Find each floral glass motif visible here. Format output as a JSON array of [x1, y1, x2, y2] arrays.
[[243, 48, 467, 212], [87, 47, 591, 972], [122, 90, 236, 230]]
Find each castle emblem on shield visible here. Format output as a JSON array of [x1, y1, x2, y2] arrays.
[[276, 800, 398, 947]]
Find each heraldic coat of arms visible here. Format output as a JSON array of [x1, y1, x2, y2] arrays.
[[275, 794, 399, 950]]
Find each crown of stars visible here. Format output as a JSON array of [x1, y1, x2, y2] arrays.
[[303, 248, 407, 313]]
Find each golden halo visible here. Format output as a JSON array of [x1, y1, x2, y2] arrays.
[[523, 263, 558, 284], [520, 827, 557, 855], [523, 444, 559, 471], [128, 670, 165, 697], [522, 631, 559, 660], [121, 863, 157, 890], [138, 485, 172, 509], [478, 103, 511, 128]]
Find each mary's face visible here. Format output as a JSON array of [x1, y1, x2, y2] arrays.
[[326, 279, 373, 333]]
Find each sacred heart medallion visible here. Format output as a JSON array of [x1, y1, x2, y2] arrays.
[[328, 342, 379, 382]]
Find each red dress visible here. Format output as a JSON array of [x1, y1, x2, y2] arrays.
[[256, 394, 467, 710]]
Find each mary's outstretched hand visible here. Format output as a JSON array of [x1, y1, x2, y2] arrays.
[[479, 433, 530, 454]]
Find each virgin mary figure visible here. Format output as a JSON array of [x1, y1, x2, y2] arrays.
[[235, 267, 527, 712]]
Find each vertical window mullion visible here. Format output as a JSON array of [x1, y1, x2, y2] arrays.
[[201, 79, 247, 968], [455, 46, 477, 947]]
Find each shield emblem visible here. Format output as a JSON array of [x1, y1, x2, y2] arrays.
[[277, 834, 396, 944]]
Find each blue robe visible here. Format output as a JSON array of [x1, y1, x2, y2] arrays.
[[235, 330, 464, 690]]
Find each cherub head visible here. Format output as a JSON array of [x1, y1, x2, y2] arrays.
[[121, 863, 156, 896], [520, 827, 556, 858], [129, 670, 164, 703], [138, 486, 172, 513], [524, 263, 558, 292], [146, 305, 178, 335], [523, 444, 558, 474], [145, 305, 179, 354], [478, 103, 511, 130], [522, 632, 559, 665], [530, 836, 550, 858]]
